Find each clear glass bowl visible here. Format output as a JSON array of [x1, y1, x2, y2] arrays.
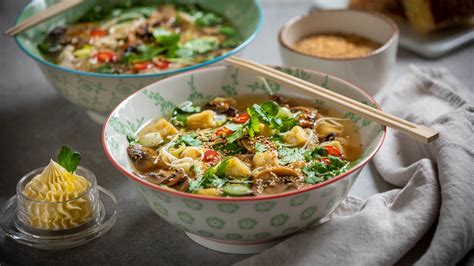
[[0, 166, 117, 250]]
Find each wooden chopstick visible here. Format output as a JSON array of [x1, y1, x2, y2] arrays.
[[225, 56, 439, 143], [5, 0, 83, 37]]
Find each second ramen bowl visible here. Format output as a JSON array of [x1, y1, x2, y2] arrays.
[[102, 65, 385, 254], [14, 0, 262, 123]]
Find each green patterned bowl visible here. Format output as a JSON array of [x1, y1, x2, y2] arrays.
[[102, 65, 386, 254], [14, 0, 262, 123]]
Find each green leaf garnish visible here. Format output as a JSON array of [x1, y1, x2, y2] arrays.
[[57, 145, 81, 173], [196, 12, 223, 27], [278, 147, 305, 165], [178, 133, 202, 147]]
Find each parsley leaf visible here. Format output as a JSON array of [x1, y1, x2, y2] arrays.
[[278, 147, 306, 165], [196, 12, 223, 27], [303, 157, 350, 184], [152, 28, 180, 46], [179, 133, 202, 147], [255, 143, 267, 153], [183, 37, 219, 54], [227, 121, 248, 143], [189, 158, 229, 192], [57, 145, 81, 173], [170, 101, 201, 127]]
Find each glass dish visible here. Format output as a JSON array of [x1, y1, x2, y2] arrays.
[[0, 166, 117, 250]]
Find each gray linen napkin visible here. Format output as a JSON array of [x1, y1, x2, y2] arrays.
[[237, 66, 474, 265]]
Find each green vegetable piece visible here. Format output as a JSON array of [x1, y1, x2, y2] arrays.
[[221, 38, 240, 48], [278, 147, 305, 165], [170, 101, 201, 127], [179, 134, 202, 146], [196, 12, 223, 27], [73, 45, 93, 58], [57, 145, 81, 173], [226, 121, 248, 143], [152, 28, 180, 46], [223, 184, 252, 196], [255, 143, 267, 153], [183, 37, 219, 54], [218, 26, 236, 37], [95, 64, 115, 74]]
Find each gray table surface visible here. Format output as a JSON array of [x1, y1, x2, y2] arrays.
[[1, 0, 473, 265]]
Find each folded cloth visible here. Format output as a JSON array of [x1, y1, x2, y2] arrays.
[[237, 66, 474, 266]]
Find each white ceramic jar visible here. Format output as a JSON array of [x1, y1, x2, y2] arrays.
[[279, 9, 399, 96]]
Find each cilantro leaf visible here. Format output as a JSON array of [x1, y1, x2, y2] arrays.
[[255, 143, 267, 153], [303, 157, 350, 184], [57, 145, 81, 173], [183, 37, 219, 54], [152, 28, 180, 46], [188, 158, 229, 192], [196, 13, 223, 27], [214, 142, 245, 155], [170, 101, 201, 127], [227, 121, 248, 143], [278, 147, 305, 165], [218, 26, 237, 37], [179, 133, 202, 147]]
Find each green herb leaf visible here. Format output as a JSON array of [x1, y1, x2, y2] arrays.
[[218, 26, 237, 37], [196, 12, 223, 27], [152, 28, 180, 46], [179, 133, 202, 147], [278, 147, 305, 165], [214, 142, 245, 155], [255, 143, 268, 153], [221, 38, 240, 48], [170, 101, 201, 127], [183, 37, 219, 54], [57, 145, 81, 173], [303, 157, 350, 184], [226, 121, 248, 143]]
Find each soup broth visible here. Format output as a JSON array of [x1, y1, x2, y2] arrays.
[[127, 95, 362, 197]]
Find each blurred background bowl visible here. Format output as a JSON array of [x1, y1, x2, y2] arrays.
[[279, 9, 398, 96], [102, 64, 386, 254], [14, 0, 262, 123]]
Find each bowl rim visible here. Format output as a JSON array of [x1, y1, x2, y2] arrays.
[[102, 64, 387, 202], [278, 9, 399, 61], [14, 0, 264, 79]]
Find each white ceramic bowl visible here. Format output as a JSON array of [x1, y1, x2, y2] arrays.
[[102, 65, 386, 254], [14, 0, 262, 123], [279, 9, 399, 96]]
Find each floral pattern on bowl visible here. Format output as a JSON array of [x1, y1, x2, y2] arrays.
[[102, 65, 385, 253]]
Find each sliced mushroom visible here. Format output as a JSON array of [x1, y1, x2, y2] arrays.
[[291, 106, 318, 128], [205, 97, 238, 116], [271, 94, 290, 106], [127, 145, 158, 173], [253, 166, 299, 181], [144, 169, 187, 187], [171, 178, 190, 192]]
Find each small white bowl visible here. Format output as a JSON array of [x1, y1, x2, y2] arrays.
[[279, 9, 399, 95]]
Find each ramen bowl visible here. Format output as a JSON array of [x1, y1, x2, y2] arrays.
[[14, 0, 262, 123], [102, 65, 386, 254], [279, 9, 398, 96]]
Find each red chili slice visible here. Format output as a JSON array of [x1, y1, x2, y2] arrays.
[[233, 113, 250, 123], [91, 29, 108, 37], [133, 61, 152, 71], [203, 150, 221, 165], [324, 146, 342, 157], [95, 51, 116, 63], [215, 127, 234, 137], [154, 60, 170, 70]]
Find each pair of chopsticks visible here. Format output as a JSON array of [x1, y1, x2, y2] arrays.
[[225, 56, 439, 143], [4, 0, 82, 37]]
